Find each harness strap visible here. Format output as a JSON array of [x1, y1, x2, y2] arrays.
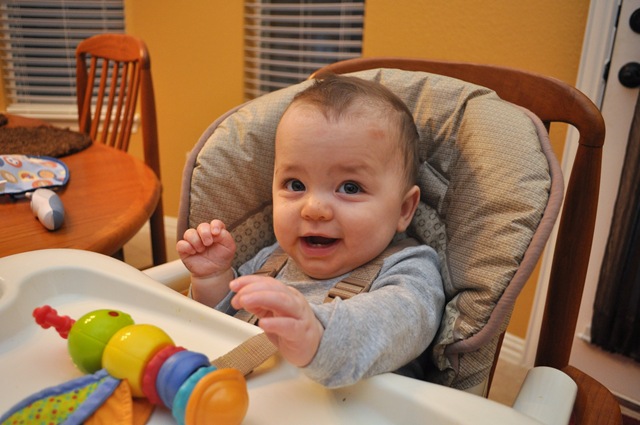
[[253, 237, 418, 303], [252, 248, 289, 278], [211, 332, 276, 375], [324, 237, 418, 302]]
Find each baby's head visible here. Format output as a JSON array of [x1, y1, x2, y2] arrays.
[[287, 74, 420, 191], [272, 74, 421, 279]]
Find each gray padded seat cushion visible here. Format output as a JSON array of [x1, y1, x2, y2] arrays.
[[178, 68, 563, 390]]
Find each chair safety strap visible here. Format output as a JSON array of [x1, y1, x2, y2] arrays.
[[252, 249, 289, 278], [323, 238, 416, 302], [211, 332, 277, 376], [253, 238, 418, 303]]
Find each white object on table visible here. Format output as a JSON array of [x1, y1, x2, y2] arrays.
[[27, 188, 65, 230]]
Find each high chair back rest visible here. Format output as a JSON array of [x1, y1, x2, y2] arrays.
[[76, 34, 167, 265], [178, 64, 567, 392], [312, 57, 605, 372]]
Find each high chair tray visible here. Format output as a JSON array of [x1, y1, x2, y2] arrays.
[[0, 249, 541, 424]]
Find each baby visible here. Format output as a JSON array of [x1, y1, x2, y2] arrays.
[[177, 74, 444, 387]]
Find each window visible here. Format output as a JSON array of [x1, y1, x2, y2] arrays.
[[244, 0, 364, 100], [0, 0, 124, 123]]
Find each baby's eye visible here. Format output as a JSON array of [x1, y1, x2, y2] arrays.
[[285, 179, 306, 192], [338, 182, 361, 194]]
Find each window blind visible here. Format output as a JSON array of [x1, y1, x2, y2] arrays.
[[0, 0, 124, 119], [244, 0, 364, 100]]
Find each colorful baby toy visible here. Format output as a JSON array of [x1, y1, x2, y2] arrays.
[[0, 305, 249, 425]]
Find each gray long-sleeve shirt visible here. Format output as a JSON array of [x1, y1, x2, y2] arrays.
[[216, 241, 444, 388]]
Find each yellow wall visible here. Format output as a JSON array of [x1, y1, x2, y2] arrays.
[[1, 1, 591, 338], [124, 0, 245, 221]]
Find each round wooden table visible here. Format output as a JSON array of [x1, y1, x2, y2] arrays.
[[0, 114, 161, 258]]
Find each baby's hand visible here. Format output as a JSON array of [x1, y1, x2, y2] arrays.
[[176, 219, 236, 279], [230, 275, 323, 367]]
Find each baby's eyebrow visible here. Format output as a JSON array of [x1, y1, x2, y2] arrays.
[[273, 160, 377, 178], [273, 163, 301, 176], [329, 162, 376, 176]]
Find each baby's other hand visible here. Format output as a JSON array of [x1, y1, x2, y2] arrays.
[[176, 219, 236, 278], [230, 275, 323, 367]]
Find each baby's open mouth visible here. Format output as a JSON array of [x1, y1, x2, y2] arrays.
[[304, 236, 338, 247]]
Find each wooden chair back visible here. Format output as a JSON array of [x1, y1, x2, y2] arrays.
[[76, 34, 166, 266]]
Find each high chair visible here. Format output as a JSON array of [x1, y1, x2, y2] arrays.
[[76, 34, 167, 266], [145, 57, 621, 424], [310, 58, 619, 424]]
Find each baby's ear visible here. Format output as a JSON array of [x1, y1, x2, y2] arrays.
[[397, 185, 420, 232]]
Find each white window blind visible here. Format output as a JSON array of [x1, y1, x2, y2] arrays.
[[0, 0, 124, 120], [244, 0, 364, 100]]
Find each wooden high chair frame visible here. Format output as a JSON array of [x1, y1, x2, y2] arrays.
[[76, 34, 167, 266], [311, 57, 620, 425]]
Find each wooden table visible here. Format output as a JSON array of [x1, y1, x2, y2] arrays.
[[0, 114, 161, 258]]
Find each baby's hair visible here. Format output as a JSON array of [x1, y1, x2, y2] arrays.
[[289, 73, 420, 189]]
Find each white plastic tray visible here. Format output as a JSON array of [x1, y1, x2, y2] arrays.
[[0, 249, 542, 424]]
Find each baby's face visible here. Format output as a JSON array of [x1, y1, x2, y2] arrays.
[[272, 103, 418, 279]]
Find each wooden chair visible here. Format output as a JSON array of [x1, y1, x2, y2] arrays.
[[312, 57, 619, 425], [76, 34, 167, 266]]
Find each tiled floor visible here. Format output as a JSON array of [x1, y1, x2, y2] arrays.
[[123, 222, 529, 407]]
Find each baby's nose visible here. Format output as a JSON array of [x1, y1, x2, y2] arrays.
[[301, 196, 332, 221]]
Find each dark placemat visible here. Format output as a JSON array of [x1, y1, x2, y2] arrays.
[[0, 118, 92, 158]]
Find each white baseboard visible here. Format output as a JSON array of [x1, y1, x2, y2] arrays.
[[499, 332, 527, 366], [619, 395, 640, 420]]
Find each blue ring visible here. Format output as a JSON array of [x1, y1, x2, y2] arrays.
[[172, 365, 218, 425], [156, 350, 210, 409]]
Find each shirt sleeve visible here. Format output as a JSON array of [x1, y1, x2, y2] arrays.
[[303, 244, 444, 388]]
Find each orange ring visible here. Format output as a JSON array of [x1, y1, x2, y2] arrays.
[[185, 368, 249, 425]]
